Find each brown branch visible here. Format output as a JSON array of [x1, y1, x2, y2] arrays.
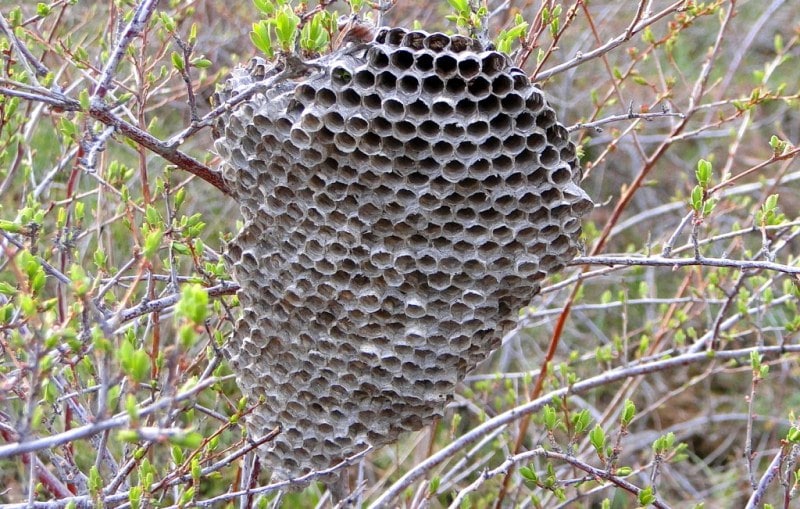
[[88, 102, 230, 195]]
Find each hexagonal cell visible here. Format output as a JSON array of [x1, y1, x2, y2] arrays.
[[331, 66, 354, 89], [367, 47, 389, 70], [467, 76, 491, 99], [315, 87, 336, 108], [457, 56, 481, 79], [390, 47, 416, 70], [478, 95, 500, 115], [422, 74, 445, 95], [386, 27, 408, 46], [398, 74, 421, 95], [338, 88, 361, 108], [406, 137, 431, 158], [382, 98, 405, 120], [449, 34, 479, 52], [431, 99, 455, 120], [434, 54, 458, 77], [526, 90, 544, 112], [414, 50, 435, 71], [481, 52, 506, 76], [392, 120, 416, 142], [443, 122, 466, 140], [479, 136, 502, 158], [345, 115, 369, 136], [423, 32, 449, 51], [490, 114, 513, 137]]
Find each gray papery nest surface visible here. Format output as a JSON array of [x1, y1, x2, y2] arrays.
[[214, 27, 593, 480]]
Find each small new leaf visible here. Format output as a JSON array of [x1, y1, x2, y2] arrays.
[[696, 159, 712, 187], [171, 51, 184, 72], [589, 424, 606, 455], [274, 6, 300, 51], [621, 399, 636, 426], [638, 486, 656, 505]]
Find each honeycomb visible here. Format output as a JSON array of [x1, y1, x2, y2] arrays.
[[214, 27, 593, 479]]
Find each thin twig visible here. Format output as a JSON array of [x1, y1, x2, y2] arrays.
[[568, 109, 684, 133], [0, 11, 49, 78], [449, 448, 671, 509], [0, 375, 230, 460], [534, 1, 684, 80], [92, 0, 159, 99], [368, 345, 800, 508], [569, 254, 800, 276]]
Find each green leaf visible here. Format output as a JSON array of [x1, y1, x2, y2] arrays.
[[191, 458, 202, 480], [180, 487, 195, 505], [0, 281, 17, 296], [143, 228, 163, 259], [88, 465, 102, 493], [702, 198, 717, 216], [58, 117, 78, 141], [696, 159, 712, 186], [36, 3, 51, 16], [251, 20, 274, 57], [130, 349, 150, 383], [447, 0, 470, 15], [519, 465, 538, 482], [621, 399, 636, 426], [638, 486, 655, 505], [589, 424, 606, 454], [543, 404, 558, 430], [690, 185, 704, 211], [572, 409, 591, 434], [274, 6, 300, 51], [79, 89, 90, 111], [653, 432, 676, 454], [94, 249, 107, 269], [0, 219, 22, 233], [171, 52, 185, 72], [129, 486, 142, 509], [192, 58, 212, 69], [253, 0, 276, 15], [117, 429, 140, 443], [125, 394, 139, 421], [145, 205, 161, 227], [176, 284, 209, 325], [170, 431, 204, 449], [750, 350, 762, 370]]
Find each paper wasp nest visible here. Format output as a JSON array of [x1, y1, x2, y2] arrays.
[[214, 27, 593, 478]]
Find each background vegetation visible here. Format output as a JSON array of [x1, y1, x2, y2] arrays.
[[0, 0, 798, 507]]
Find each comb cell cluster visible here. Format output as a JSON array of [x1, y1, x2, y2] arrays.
[[214, 27, 593, 479]]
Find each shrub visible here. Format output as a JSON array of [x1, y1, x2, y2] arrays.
[[0, 1, 798, 507]]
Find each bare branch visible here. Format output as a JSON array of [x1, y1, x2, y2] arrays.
[[568, 109, 685, 133], [744, 447, 785, 509], [535, 1, 684, 80], [0, 376, 230, 460], [0, 11, 49, 78], [92, 0, 159, 99], [569, 254, 800, 276], [88, 101, 231, 195], [369, 345, 800, 508]]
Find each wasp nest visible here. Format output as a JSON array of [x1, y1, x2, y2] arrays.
[[214, 27, 593, 479]]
